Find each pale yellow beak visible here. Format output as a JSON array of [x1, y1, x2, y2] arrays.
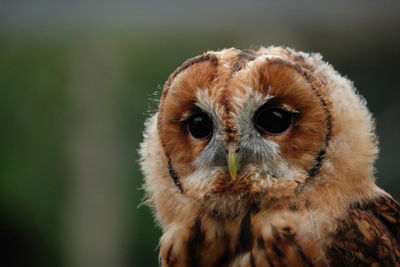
[[227, 148, 240, 181]]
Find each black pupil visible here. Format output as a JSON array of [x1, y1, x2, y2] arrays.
[[188, 113, 213, 139], [254, 107, 292, 135]]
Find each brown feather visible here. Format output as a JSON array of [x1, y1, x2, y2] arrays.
[[327, 196, 400, 266]]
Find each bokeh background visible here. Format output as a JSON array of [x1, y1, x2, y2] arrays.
[[1, 1, 399, 266]]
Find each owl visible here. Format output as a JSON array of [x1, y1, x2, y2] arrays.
[[139, 46, 400, 266]]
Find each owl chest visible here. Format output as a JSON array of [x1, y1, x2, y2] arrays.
[[160, 211, 326, 267]]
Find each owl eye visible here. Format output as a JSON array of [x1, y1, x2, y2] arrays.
[[187, 112, 213, 139], [254, 107, 293, 135]]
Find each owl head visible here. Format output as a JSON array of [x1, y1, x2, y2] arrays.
[[141, 46, 378, 220]]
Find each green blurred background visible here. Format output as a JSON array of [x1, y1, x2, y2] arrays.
[[0, 1, 399, 266]]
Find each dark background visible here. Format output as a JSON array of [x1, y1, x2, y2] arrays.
[[0, 1, 399, 266]]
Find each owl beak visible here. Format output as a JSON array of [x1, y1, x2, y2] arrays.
[[227, 147, 240, 181]]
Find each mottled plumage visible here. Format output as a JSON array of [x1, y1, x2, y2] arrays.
[[140, 46, 400, 266]]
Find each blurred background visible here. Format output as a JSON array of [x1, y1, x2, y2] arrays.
[[0, 1, 399, 266]]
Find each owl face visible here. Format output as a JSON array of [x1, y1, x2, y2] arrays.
[[157, 48, 332, 209], [141, 47, 394, 266]]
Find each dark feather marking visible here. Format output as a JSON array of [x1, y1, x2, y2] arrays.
[[232, 49, 257, 72], [167, 158, 183, 192], [187, 216, 205, 267], [250, 202, 261, 214], [306, 90, 331, 178], [166, 245, 173, 264], [274, 225, 314, 266], [213, 233, 232, 267], [264, 254, 276, 267], [304, 200, 311, 209], [165, 245, 177, 267], [213, 252, 230, 267], [256, 235, 277, 267], [271, 243, 284, 258], [250, 251, 256, 267], [270, 228, 286, 266], [291, 238, 314, 267], [308, 149, 326, 177], [235, 213, 253, 254], [327, 246, 359, 267], [298, 65, 332, 179], [271, 226, 281, 244], [257, 235, 265, 249], [305, 75, 332, 178], [288, 202, 299, 211]]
